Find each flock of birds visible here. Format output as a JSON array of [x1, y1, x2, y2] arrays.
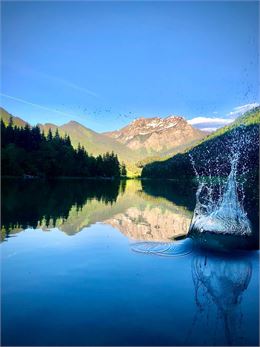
[[52, 61, 256, 123], [56, 103, 138, 121]]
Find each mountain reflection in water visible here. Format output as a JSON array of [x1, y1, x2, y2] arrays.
[[1, 178, 195, 241], [1, 178, 259, 346]]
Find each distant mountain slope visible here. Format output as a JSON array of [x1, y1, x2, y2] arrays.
[[0, 107, 27, 128], [104, 115, 208, 155], [0, 107, 141, 175], [0, 107, 136, 163], [38, 120, 140, 164]]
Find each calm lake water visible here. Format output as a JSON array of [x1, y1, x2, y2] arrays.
[[1, 179, 259, 346]]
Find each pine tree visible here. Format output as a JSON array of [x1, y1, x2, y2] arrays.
[[47, 129, 53, 141], [121, 162, 127, 176]]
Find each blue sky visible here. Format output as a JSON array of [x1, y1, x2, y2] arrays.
[[1, 1, 259, 132]]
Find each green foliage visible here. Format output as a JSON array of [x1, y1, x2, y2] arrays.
[[1, 119, 121, 178]]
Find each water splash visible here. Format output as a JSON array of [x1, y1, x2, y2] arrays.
[[189, 125, 257, 236]]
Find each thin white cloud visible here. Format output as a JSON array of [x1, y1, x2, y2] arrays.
[[188, 117, 233, 126], [227, 103, 259, 118], [201, 127, 219, 132], [188, 117, 233, 132], [0, 93, 72, 117], [188, 102, 259, 132]]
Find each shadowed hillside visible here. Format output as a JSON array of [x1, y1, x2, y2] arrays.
[[141, 107, 260, 179]]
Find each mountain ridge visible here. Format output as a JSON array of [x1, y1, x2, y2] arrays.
[[104, 115, 208, 155], [0, 107, 28, 128], [0, 107, 211, 175], [0, 108, 140, 171]]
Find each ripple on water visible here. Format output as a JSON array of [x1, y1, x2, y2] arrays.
[[131, 238, 193, 257]]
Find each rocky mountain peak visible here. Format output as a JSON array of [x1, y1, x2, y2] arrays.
[[104, 115, 207, 154]]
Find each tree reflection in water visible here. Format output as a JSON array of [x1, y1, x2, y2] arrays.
[[1, 179, 194, 241], [189, 253, 252, 346]]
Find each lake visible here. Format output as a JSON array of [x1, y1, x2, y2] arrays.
[[1, 179, 259, 346]]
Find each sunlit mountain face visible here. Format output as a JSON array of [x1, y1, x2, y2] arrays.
[[104, 116, 207, 154]]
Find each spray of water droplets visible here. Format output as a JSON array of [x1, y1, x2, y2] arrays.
[[189, 125, 258, 236]]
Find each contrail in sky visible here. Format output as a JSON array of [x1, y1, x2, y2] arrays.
[[0, 93, 72, 117], [49, 75, 99, 98], [5, 63, 100, 98]]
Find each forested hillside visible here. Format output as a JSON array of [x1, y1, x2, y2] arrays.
[[0, 107, 139, 176], [141, 107, 260, 180], [1, 118, 123, 178]]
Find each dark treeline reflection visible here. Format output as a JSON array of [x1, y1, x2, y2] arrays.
[[141, 179, 197, 211], [1, 178, 120, 237]]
